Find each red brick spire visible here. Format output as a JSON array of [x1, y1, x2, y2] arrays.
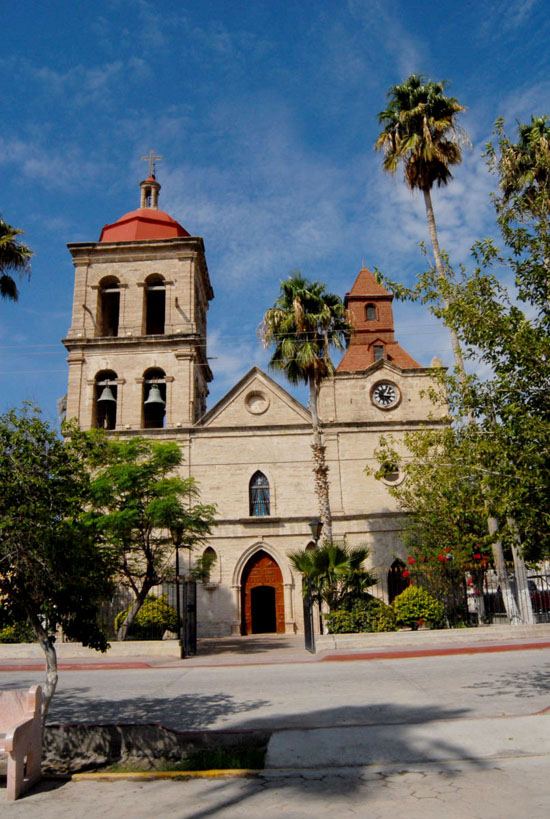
[[337, 265, 420, 371]]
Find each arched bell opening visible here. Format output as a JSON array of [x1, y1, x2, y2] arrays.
[[144, 274, 165, 335], [240, 549, 284, 635], [142, 368, 166, 429], [97, 276, 120, 337], [365, 302, 377, 321], [94, 370, 118, 430]]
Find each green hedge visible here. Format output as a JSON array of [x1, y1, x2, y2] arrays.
[[325, 597, 397, 633], [0, 622, 35, 643], [115, 594, 180, 639]]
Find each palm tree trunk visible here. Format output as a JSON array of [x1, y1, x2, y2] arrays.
[[423, 189, 468, 379], [309, 381, 332, 543]]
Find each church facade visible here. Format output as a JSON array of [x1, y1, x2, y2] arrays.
[[63, 174, 444, 637]]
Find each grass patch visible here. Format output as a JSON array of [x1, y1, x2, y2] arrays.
[[102, 746, 266, 773]]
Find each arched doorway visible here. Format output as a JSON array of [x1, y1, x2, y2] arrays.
[[388, 559, 410, 603], [241, 550, 285, 635]]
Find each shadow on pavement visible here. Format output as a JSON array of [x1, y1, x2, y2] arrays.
[[196, 636, 302, 656], [463, 661, 550, 699], [47, 689, 270, 729]]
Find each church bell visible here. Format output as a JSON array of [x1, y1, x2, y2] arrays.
[[97, 385, 116, 403], [144, 384, 165, 406]]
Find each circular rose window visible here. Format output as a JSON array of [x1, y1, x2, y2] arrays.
[[245, 390, 270, 415]]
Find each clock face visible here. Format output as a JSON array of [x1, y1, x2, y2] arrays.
[[371, 381, 400, 409]]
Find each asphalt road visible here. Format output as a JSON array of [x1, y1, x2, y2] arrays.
[[1, 648, 549, 732], [2, 649, 550, 815]]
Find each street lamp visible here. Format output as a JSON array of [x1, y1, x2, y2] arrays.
[[170, 523, 184, 659], [308, 517, 323, 546]]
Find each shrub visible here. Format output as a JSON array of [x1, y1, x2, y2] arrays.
[[0, 602, 35, 643], [392, 585, 445, 629], [115, 594, 179, 640], [325, 596, 397, 633], [0, 622, 35, 643]]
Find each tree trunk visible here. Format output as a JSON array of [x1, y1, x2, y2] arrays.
[[423, 189, 468, 379], [507, 517, 535, 625], [309, 381, 333, 543], [486, 515, 521, 624], [116, 583, 152, 641], [26, 608, 57, 728]]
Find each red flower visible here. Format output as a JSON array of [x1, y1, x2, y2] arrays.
[[407, 556, 416, 565], [437, 554, 446, 562], [467, 577, 473, 586], [444, 547, 451, 552], [473, 553, 481, 560], [402, 570, 410, 578], [419, 557, 425, 562]]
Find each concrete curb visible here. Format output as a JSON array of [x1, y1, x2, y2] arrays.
[[72, 769, 261, 781]]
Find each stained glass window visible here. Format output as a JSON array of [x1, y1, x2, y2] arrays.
[[249, 471, 270, 516]]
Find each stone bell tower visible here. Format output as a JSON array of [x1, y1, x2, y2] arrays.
[[63, 161, 213, 431]]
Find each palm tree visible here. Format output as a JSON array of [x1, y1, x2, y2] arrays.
[[262, 272, 350, 541], [288, 542, 374, 610], [376, 78, 523, 625], [498, 115, 550, 205], [0, 217, 33, 301], [375, 73, 470, 376]]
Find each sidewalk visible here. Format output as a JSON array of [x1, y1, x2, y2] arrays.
[[0, 623, 549, 671]]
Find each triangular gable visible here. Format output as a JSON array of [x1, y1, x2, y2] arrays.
[[198, 366, 311, 427]]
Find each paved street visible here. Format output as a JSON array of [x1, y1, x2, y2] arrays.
[[0, 758, 548, 818], [1, 647, 549, 731], [1, 641, 550, 815]]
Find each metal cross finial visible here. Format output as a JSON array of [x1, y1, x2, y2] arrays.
[[141, 149, 163, 177]]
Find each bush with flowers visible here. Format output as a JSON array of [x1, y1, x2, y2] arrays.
[[392, 585, 445, 630]]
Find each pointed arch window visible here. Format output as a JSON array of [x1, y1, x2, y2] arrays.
[[249, 471, 270, 517], [98, 276, 120, 337], [94, 370, 118, 430], [145, 274, 165, 335]]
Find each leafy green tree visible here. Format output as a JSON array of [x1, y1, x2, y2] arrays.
[[373, 113, 550, 623], [0, 405, 114, 721], [375, 73, 470, 376], [82, 435, 216, 640], [288, 542, 375, 610], [371, 428, 494, 624], [0, 217, 32, 301], [262, 272, 350, 540]]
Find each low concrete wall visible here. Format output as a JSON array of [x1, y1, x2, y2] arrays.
[[43, 724, 271, 774], [0, 640, 180, 660], [316, 622, 550, 652]]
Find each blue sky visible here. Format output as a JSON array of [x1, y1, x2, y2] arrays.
[[2, 0, 549, 423]]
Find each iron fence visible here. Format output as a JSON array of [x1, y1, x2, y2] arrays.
[[97, 582, 182, 641], [369, 563, 550, 626]]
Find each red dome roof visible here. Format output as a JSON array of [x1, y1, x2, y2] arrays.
[[99, 208, 189, 242]]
